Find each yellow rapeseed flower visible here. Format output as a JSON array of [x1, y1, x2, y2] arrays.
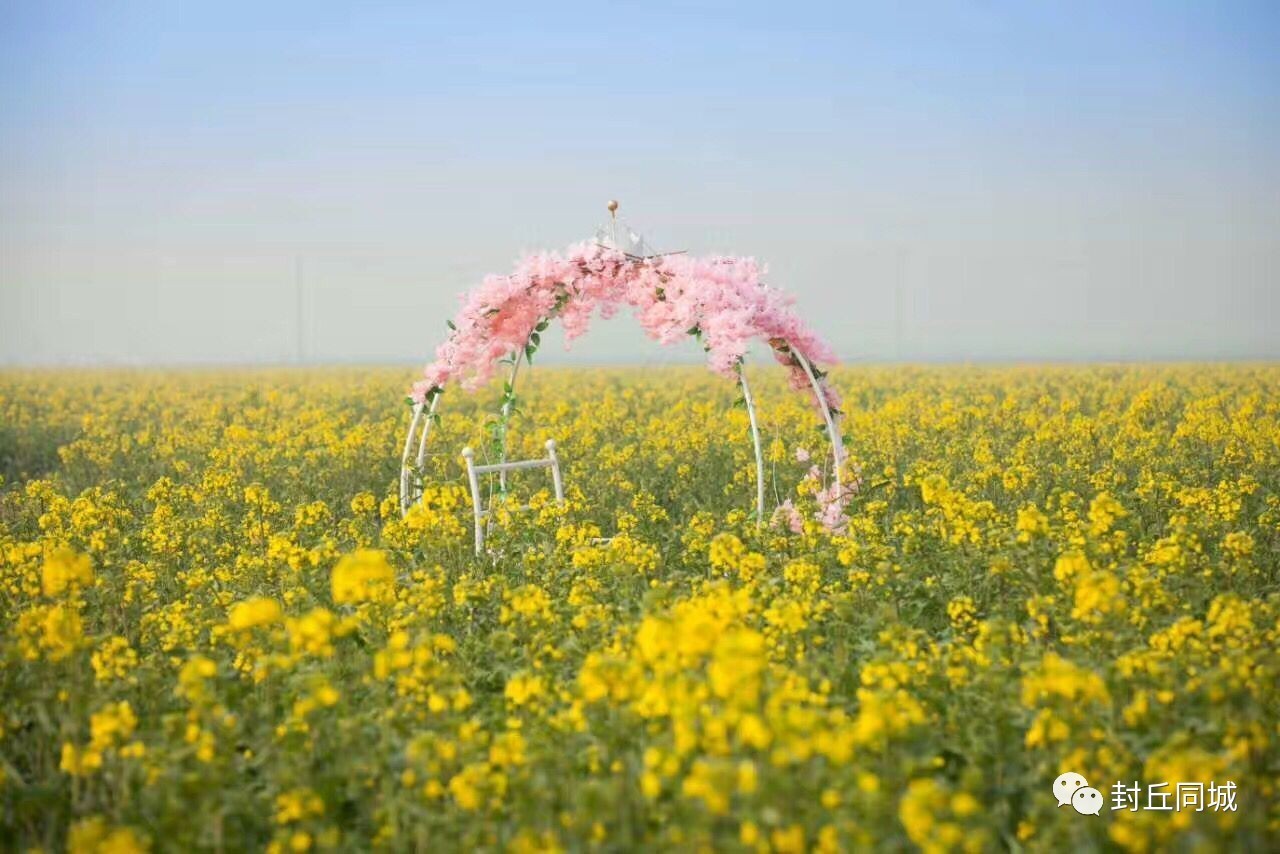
[[227, 597, 283, 631], [330, 549, 396, 604], [42, 547, 93, 597]]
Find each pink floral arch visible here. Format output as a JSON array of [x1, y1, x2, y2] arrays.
[[400, 240, 850, 527]]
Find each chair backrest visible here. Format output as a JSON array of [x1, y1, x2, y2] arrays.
[[461, 439, 564, 555]]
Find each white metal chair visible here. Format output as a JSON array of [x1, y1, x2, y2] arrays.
[[461, 439, 564, 555]]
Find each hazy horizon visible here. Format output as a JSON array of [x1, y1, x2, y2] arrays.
[[3, 2, 1278, 367]]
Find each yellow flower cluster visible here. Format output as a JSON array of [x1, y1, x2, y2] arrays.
[[41, 547, 94, 597], [330, 548, 396, 604]]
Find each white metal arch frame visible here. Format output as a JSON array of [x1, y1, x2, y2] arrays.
[[399, 327, 847, 524]]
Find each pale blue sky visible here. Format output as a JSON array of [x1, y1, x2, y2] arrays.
[[2, 1, 1278, 365]]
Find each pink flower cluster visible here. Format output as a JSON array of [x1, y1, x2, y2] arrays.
[[410, 241, 840, 411], [771, 459, 863, 535]]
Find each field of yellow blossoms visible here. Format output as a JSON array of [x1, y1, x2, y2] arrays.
[[1, 364, 1278, 852]]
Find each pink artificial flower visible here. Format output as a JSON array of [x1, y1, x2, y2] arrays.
[[409, 242, 841, 426], [772, 500, 805, 534], [409, 379, 434, 405], [814, 483, 850, 534]]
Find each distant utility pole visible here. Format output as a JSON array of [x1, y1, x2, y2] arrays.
[[894, 247, 906, 361], [295, 256, 305, 364]]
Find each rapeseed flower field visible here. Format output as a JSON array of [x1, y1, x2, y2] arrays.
[[1, 365, 1277, 851]]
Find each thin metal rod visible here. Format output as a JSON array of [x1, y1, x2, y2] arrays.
[[461, 446, 484, 555], [415, 394, 440, 469], [499, 347, 525, 492], [400, 394, 442, 514], [737, 362, 766, 524], [546, 439, 564, 501], [794, 349, 846, 494], [399, 403, 424, 514], [472, 457, 555, 475]]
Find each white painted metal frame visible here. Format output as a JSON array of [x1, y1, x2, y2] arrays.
[[793, 348, 848, 495], [461, 439, 564, 555], [399, 394, 440, 514], [399, 334, 846, 536], [736, 363, 766, 521]]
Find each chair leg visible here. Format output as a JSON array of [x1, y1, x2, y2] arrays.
[[546, 439, 564, 502], [461, 447, 484, 555]]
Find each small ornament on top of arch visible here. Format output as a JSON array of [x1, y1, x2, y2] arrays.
[[399, 201, 853, 537]]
